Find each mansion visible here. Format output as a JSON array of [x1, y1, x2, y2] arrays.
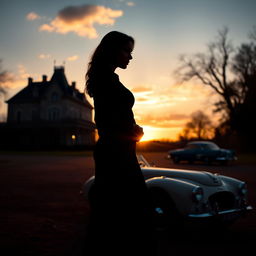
[[0, 66, 95, 149]]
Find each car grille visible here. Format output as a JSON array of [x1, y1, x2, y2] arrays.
[[208, 192, 236, 211]]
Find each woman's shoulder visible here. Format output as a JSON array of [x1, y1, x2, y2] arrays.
[[93, 71, 119, 85], [93, 72, 120, 97]]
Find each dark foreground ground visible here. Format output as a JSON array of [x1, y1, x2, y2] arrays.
[[0, 152, 255, 256]]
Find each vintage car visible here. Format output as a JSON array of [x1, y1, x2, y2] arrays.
[[168, 141, 237, 165], [82, 155, 252, 230]]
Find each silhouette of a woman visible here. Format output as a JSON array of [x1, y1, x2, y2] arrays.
[[85, 31, 156, 255]]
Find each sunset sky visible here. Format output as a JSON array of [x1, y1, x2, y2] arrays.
[[1, 0, 255, 141]]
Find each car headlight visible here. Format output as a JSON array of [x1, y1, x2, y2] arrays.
[[238, 182, 248, 196], [192, 186, 204, 202]]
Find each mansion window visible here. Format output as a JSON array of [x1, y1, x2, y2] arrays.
[[51, 92, 59, 102], [48, 107, 60, 121]]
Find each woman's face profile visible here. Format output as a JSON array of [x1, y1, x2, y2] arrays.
[[115, 41, 134, 69]]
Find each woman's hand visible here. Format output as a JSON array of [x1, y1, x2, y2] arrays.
[[133, 124, 144, 142]]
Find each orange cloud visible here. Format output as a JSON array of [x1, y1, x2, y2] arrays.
[[126, 2, 135, 7], [138, 114, 189, 128], [66, 55, 79, 61], [38, 54, 51, 59], [39, 5, 123, 38], [2, 64, 37, 90], [26, 12, 41, 21], [132, 86, 152, 93]]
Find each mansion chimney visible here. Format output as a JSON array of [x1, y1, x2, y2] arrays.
[[28, 77, 33, 85], [42, 75, 47, 82]]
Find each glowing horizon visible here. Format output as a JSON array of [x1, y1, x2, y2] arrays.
[[1, 0, 255, 140]]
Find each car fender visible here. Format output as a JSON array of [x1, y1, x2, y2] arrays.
[[146, 176, 200, 216], [219, 175, 245, 195], [82, 176, 95, 200]]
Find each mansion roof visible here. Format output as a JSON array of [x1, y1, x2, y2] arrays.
[[7, 66, 93, 109]]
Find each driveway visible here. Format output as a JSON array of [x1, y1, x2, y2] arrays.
[[0, 152, 255, 255]]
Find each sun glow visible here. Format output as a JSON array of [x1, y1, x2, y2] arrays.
[[139, 125, 160, 142], [138, 125, 183, 142]]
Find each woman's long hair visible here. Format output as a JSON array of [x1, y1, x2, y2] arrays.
[[85, 31, 134, 97]]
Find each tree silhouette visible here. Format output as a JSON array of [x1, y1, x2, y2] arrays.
[[0, 59, 12, 122], [179, 111, 214, 141], [176, 27, 256, 150], [231, 27, 256, 148], [0, 59, 11, 96], [176, 27, 237, 120]]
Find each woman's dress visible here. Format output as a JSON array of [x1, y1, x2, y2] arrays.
[[87, 71, 156, 256]]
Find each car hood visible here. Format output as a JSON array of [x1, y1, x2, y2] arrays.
[[142, 167, 222, 186]]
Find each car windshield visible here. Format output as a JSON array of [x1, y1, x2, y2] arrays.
[[203, 143, 219, 150], [185, 144, 199, 149], [186, 142, 220, 150]]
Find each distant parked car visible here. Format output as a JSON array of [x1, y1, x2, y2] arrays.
[[168, 141, 237, 165]]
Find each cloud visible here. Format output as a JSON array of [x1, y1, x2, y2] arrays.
[[132, 86, 152, 93], [0, 71, 13, 89], [132, 82, 215, 130], [39, 4, 123, 38], [38, 54, 51, 60], [26, 12, 41, 21], [126, 2, 135, 7], [2, 64, 34, 90], [138, 113, 189, 128], [17, 64, 31, 80], [0, 60, 14, 90], [135, 92, 174, 107], [66, 55, 79, 61], [132, 86, 156, 104]]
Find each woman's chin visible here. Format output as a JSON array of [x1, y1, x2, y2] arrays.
[[118, 63, 129, 69]]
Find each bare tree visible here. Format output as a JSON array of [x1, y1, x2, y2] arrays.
[[232, 28, 256, 95], [249, 25, 256, 41], [0, 59, 12, 122], [179, 111, 214, 140], [231, 27, 256, 138], [176, 26, 256, 150], [0, 59, 12, 96], [175, 27, 239, 121]]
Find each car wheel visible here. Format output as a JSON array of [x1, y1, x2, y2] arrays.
[[150, 189, 182, 232]]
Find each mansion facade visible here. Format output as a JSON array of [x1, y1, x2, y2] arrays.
[[0, 66, 95, 149]]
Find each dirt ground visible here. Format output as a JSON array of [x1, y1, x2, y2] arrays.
[[0, 152, 255, 256]]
